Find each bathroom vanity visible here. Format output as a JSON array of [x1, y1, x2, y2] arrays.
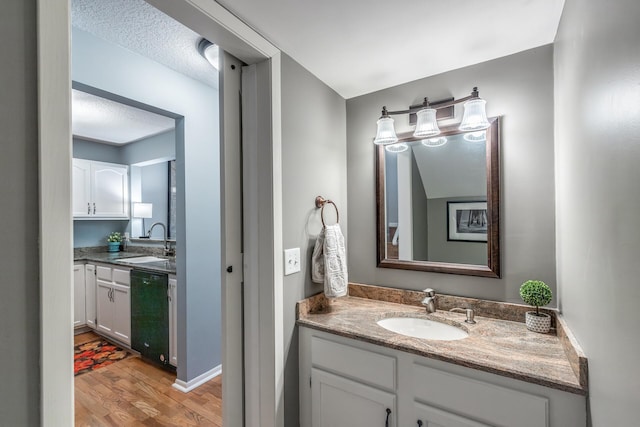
[[297, 286, 587, 427]]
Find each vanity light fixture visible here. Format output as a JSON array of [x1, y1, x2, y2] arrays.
[[463, 131, 487, 143], [422, 136, 448, 148], [385, 142, 409, 153], [197, 38, 220, 71], [373, 87, 490, 145]]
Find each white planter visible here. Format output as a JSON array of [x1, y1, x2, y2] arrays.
[[525, 311, 551, 333]]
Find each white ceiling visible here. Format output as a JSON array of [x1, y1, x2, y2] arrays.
[[216, 0, 565, 98], [72, 89, 175, 145], [72, 0, 218, 89]]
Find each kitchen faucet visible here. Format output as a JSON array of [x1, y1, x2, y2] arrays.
[[148, 222, 175, 256]]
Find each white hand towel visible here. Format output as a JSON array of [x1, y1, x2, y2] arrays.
[[311, 224, 348, 298]]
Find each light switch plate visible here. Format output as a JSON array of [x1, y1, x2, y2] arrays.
[[284, 247, 301, 276]]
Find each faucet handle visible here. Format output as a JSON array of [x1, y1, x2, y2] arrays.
[[450, 307, 476, 324], [423, 288, 435, 297]]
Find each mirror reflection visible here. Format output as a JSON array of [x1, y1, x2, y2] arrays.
[[376, 117, 500, 278], [384, 131, 487, 265]]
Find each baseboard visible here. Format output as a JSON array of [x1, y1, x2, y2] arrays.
[[172, 364, 222, 393]]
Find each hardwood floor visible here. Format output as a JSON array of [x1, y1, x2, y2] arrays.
[[75, 332, 222, 426]]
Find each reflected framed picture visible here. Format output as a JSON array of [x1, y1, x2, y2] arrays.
[[447, 201, 488, 242]]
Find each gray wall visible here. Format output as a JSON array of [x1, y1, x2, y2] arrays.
[[411, 152, 429, 260], [347, 45, 556, 304], [73, 137, 121, 163], [121, 130, 176, 165], [554, 0, 640, 423], [280, 54, 347, 427], [0, 0, 40, 425], [427, 197, 487, 265]]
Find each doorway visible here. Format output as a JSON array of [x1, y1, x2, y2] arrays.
[[70, 1, 226, 423], [39, 0, 282, 425]]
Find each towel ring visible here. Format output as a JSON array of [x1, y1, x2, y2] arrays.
[[315, 196, 340, 227]]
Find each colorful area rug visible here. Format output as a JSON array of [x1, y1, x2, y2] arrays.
[[74, 339, 129, 376]]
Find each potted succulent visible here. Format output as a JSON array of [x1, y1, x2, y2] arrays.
[[107, 232, 122, 253], [519, 280, 553, 333]]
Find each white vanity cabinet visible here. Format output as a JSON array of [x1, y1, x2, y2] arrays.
[[72, 159, 129, 219], [95, 264, 131, 345], [168, 274, 178, 367], [73, 264, 86, 327], [299, 327, 586, 427]]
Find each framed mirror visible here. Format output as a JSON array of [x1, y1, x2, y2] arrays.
[[376, 117, 500, 278]]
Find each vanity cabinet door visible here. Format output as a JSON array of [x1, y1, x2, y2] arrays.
[[414, 401, 491, 427], [311, 368, 396, 427], [73, 264, 86, 327]]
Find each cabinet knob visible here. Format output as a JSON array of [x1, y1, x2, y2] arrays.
[[226, 266, 233, 273], [385, 408, 392, 427], [417, 421, 423, 427]]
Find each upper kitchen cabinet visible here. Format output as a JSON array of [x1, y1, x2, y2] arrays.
[[73, 158, 129, 219]]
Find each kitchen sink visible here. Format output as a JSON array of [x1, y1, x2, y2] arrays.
[[377, 317, 468, 341], [118, 256, 167, 264]]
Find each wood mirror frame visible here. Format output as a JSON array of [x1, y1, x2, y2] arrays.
[[375, 116, 501, 278]]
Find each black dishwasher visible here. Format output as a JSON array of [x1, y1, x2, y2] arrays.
[[131, 270, 169, 366]]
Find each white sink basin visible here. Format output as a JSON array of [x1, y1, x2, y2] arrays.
[[118, 256, 167, 264], [377, 317, 468, 341]]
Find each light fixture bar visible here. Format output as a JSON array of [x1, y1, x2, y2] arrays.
[[381, 87, 480, 117]]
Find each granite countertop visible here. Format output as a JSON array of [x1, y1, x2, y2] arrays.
[[297, 288, 587, 395], [74, 251, 176, 275]]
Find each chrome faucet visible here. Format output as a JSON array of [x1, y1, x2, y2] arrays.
[[148, 222, 175, 257], [421, 288, 437, 313], [450, 307, 476, 324]]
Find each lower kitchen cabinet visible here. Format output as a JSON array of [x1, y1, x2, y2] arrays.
[[96, 265, 131, 345], [73, 264, 86, 327], [85, 264, 96, 329], [299, 327, 586, 427], [168, 275, 177, 367]]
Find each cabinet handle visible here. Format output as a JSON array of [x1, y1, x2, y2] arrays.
[[93, 202, 96, 214], [385, 408, 391, 427], [87, 203, 90, 214], [417, 421, 423, 427]]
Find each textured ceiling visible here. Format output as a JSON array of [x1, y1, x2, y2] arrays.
[[72, 89, 175, 144], [216, 0, 565, 98], [72, 0, 217, 89]]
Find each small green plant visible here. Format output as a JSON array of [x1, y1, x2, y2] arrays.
[[519, 280, 552, 316], [107, 232, 122, 243]]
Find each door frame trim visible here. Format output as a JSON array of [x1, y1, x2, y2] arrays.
[[37, 1, 283, 425]]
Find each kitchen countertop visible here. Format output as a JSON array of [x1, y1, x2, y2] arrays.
[[297, 289, 587, 395], [74, 251, 176, 274]]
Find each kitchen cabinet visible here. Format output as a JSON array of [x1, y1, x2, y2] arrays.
[[72, 159, 129, 219], [73, 264, 86, 327], [299, 327, 586, 427], [168, 275, 178, 367], [96, 265, 131, 345], [85, 264, 96, 329]]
